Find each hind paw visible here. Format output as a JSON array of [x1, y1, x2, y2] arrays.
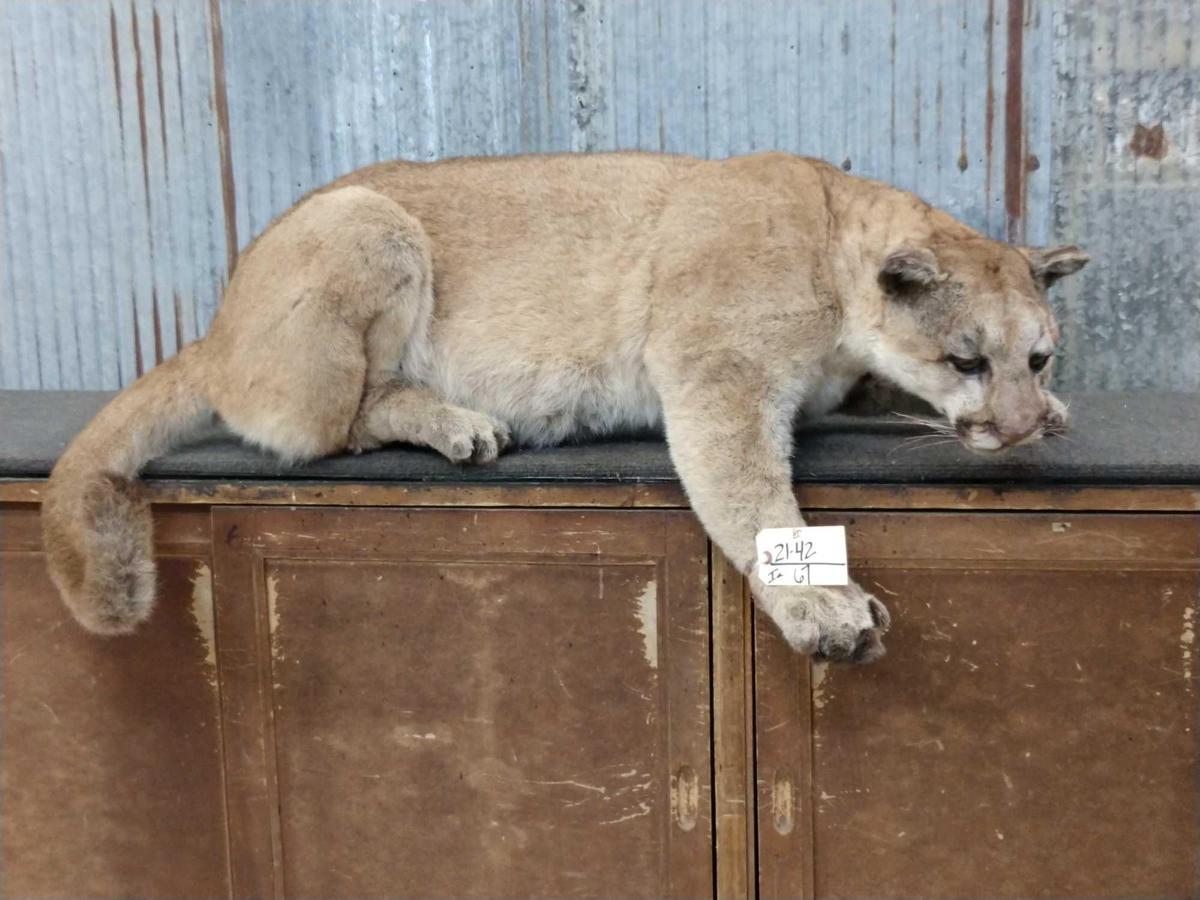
[[423, 408, 512, 464]]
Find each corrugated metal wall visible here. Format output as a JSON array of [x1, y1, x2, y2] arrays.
[[2, 1, 1196, 392], [1, 0, 228, 391], [1050, 0, 1200, 391]]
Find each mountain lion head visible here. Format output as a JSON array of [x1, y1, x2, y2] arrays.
[[869, 238, 1089, 453]]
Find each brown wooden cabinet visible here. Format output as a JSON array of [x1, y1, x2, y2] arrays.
[[1, 505, 229, 897], [753, 510, 1200, 898], [2, 479, 1198, 898], [211, 506, 712, 898]]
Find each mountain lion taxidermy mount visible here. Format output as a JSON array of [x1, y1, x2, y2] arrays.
[[42, 151, 1088, 663]]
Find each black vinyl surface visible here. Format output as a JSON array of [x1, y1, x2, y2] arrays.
[[1, 390, 1197, 485]]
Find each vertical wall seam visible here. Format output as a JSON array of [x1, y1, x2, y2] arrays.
[[984, 0, 996, 234], [1003, 0, 1026, 243], [209, 0, 238, 276]]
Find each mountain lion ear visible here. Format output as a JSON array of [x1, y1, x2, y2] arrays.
[[879, 247, 941, 294], [1023, 245, 1089, 287]]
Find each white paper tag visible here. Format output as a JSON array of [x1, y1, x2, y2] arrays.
[[756, 526, 848, 587]]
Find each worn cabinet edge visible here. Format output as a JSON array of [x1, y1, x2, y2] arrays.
[[4, 479, 1199, 511], [4, 480, 1199, 900], [712, 551, 757, 900]]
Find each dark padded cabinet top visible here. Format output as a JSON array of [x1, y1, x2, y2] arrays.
[[0, 390, 1196, 485]]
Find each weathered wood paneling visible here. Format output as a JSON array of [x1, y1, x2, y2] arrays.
[[0, 505, 228, 898], [4, 478, 1199, 513], [212, 505, 714, 897], [755, 510, 1200, 897], [712, 550, 756, 899]]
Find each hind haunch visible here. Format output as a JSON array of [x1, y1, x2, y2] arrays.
[[42, 186, 438, 633]]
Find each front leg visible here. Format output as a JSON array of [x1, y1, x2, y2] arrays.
[[652, 366, 890, 663]]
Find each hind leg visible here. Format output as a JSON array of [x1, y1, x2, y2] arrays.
[[207, 186, 436, 460], [208, 183, 512, 465], [341, 244, 513, 463], [348, 381, 512, 463]]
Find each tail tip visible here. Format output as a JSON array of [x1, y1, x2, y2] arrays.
[[57, 559, 156, 636], [75, 594, 155, 636], [46, 472, 159, 635]]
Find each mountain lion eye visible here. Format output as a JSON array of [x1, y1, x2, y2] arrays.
[[947, 355, 988, 376], [1029, 353, 1051, 373]]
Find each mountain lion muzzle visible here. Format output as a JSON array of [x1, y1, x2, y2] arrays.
[[42, 151, 1088, 662]]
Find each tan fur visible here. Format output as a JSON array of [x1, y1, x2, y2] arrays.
[[43, 151, 1088, 658]]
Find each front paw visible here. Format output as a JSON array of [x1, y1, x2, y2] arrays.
[[764, 580, 890, 664]]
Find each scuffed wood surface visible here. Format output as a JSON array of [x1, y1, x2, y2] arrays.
[[4, 479, 1198, 512], [712, 550, 756, 899], [756, 510, 1200, 898], [213, 506, 713, 898], [0, 506, 227, 898]]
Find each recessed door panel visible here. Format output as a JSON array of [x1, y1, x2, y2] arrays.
[[213, 506, 712, 898]]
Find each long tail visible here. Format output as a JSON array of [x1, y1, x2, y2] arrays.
[[42, 343, 212, 634]]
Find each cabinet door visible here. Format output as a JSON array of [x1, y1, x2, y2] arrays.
[[212, 506, 712, 898], [0, 504, 229, 898], [755, 511, 1200, 898]]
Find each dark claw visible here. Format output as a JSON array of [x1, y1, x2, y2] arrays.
[[851, 629, 886, 664], [816, 631, 855, 663], [868, 597, 892, 631], [816, 628, 887, 665]]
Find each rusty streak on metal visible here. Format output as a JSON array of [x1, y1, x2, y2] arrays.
[[888, 0, 897, 182], [131, 291, 144, 376], [958, 2, 969, 174], [130, 1, 152, 204], [208, 0, 239, 277], [152, 10, 169, 176], [984, 0, 995, 216], [108, 6, 124, 132], [1003, 0, 1025, 243], [151, 290, 164, 365], [131, 2, 158, 373], [171, 13, 186, 135], [173, 291, 184, 350], [1130, 123, 1168, 160]]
